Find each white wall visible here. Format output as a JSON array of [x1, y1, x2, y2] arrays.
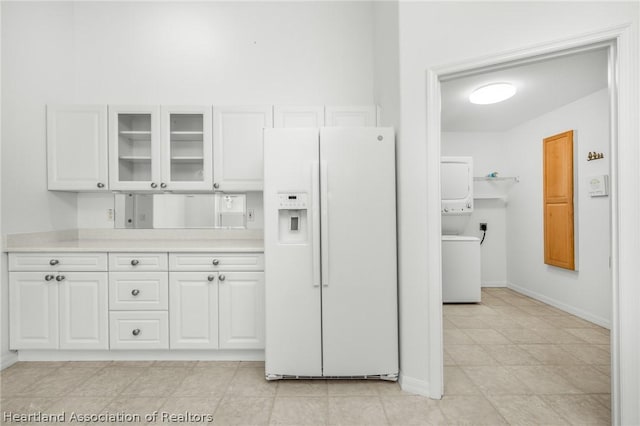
[[442, 132, 509, 286], [505, 89, 611, 326], [395, 2, 639, 417]]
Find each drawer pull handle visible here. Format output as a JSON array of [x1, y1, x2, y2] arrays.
[[131, 289, 140, 296], [132, 328, 141, 336], [44, 274, 55, 281], [212, 259, 220, 266], [219, 274, 226, 282], [49, 259, 59, 266], [55, 275, 65, 282], [207, 275, 215, 282], [131, 259, 140, 266]]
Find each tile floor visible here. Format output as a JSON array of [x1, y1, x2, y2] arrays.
[[0, 288, 610, 425]]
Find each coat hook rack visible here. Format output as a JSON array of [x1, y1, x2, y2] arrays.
[[587, 152, 604, 161]]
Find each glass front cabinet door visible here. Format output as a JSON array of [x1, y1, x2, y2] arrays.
[[160, 106, 213, 191], [109, 105, 162, 191]]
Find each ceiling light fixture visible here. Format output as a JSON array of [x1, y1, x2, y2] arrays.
[[469, 83, 517, 105]]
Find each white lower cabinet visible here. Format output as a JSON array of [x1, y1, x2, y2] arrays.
[[218, 272, 265, 350], [110, 311, 169, 349], [9, 272, 108, 350], [169, 272, 219, 349]]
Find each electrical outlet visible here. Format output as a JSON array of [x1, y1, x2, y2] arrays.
[[247, 209, 255, 222], [107, 209, 114, 221], [479, 222, 488, 231]]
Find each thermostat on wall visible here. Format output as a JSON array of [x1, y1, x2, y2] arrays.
[[588, 175, 609, 197]]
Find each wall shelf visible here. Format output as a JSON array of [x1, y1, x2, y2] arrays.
[[474, 195, 508, 201], [119, 131, 152, 141], [170, 131, 204, 141], [119, 156, 152, 162], [474, 176, 519, 182]]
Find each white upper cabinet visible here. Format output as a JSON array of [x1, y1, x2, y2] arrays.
[[161, 106, 213, 191], [47, 105, 109, 191], [325, 106, 378, 127], [273, 106, 325, 128], [213, 106, 273, 191], [109, 105, 162, 191]]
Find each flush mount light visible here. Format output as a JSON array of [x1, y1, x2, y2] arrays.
[[469, 83, 517, 105]]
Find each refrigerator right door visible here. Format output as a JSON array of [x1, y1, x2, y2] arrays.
[[319, 127, 398, 377]]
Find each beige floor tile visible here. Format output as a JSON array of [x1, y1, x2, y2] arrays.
[[444, 329, 475, 345], [513, 315, 559, 329], [443, 366, 480, 395], [446, 316, 491, 329], [564, 329, 610, 345], [102, 396, 166, 421], [480, 345, 540, 366], [213, 396, 273, 426], [373, 381, 406, 396], [327, 380, 379, 396], [172, 367, 236, 397], [541, 315, 597, 329], [445, 345, 499, 366], [68, 366, 145, 397], [269, 397, 328, 425], [560, 344, 610, 365], [518, 305, 566, 316], [18, 367, 96, 397], [109, 360, 155, 367], [443, 351, 456, 366], [593, 394, 611, 411], [277, 380, 328, 397], [0, 367, 56, 396], [500, 297, 542, 308], [159, 397, 220, 423], [6, 361, 67, 369], [45, 396, 113, 417], [541, 395, 610, 425], [65, 361, 113, 368], [497, 328, 549, 344], [553, 365, 610, 394], [0, 397, 57, 414], [195, 361, 240, 369], [486, 306, 531, 317], [443, 304, 497, 317], [482, 315, 526, 329], [226, 367, 278, 397], [239, 361, 265, 368], [328, 396, 388, 425], [488, 395, 569, 425], [462, 329, 512, 344], [505, 366, 581, 394], [382, 395, 446, 425], [592, 364, 610, 375], [442, 318, 457, 329], [481, 295, 511, 307], [439, 395, 507, 425], [120, 367, 192, 397], [152, 361, 198, 368], [518, 344, 585, 365], [530, 328, 588, 343], [462, 366, 532, 396]]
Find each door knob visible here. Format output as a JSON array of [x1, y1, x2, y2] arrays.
[[131, 289, 140, 296], [55, 275, 65, 282], [212, 259, 220, 266], [219, 274, 226, 282], [97, 182, 105, 188], [132, 328, 141, 336], [213, 183, 220, 189], [150, 182, 158, 188], [131, 259, 139, 266], [207, 275, 215, 282], [49, 259, 59, 266], [44, 275, 55, 281], [160, 183, 167, 189]]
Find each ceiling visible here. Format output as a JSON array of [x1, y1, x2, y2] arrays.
[[441, 48, 608, 132]]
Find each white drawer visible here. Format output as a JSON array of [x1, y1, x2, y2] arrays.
[[109, 253, 168, 271], [109, 272, 168, 310], [169, 253, 264, 272], [9, 253, 107, 272], [109, 311, 168, 350]]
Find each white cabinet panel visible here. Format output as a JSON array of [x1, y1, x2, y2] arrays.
[[169, 253, 264, 272], [109, 253, 168, 271], [218, 272, 264, 349], [169, 272, 219, 349], [273, 106, 325, 128], [109, 272, 169, 310], [59, 272, 109, 350], [110, 311, 169, 349], [325, 106, 377, 127], [213, 106, 273, 191], [9, 253, 108, 272], [161, 106, 213, 191], [47, 105, 109, 191], [109, 105, 162, 191], [9, 272, 59, 349]]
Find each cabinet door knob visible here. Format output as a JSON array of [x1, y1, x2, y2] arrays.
[[131, 289, 140, 296], [150, 182, 158, 188], [97, 182, 105, 188], [49, 259, 59, 266], [55, 275, 65, 282], [132, 328, 141, 336], [131, 259, 139, 266], [207, 275, 215, 282], [212, 259, 220, 266], [44, 274, 55, 281], [213, 183, 220, 189], [160, 183, 167, 189], [219, 274, 226, 282]]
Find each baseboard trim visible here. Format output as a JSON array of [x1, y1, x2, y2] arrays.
[[1, 351, 19, 370], [16, 350, 265, 362], [398, 372, 431, 397], [507, 282, 611, 329], [482, 281, 507, 288]]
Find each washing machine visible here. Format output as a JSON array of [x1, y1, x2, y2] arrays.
[[441, 156, 481, 303]]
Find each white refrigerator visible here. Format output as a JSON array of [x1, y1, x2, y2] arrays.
[[264, 127, 398, 379]]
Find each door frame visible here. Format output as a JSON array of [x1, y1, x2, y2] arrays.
[[425, 24, 638, 425]]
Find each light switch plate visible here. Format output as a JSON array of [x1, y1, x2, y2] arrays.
[[588, 174, 609, 197]]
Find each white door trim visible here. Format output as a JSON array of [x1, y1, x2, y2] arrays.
[[425, 24, 638, 425]]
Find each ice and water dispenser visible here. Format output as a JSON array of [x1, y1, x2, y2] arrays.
[[277, 193, 308, 244]]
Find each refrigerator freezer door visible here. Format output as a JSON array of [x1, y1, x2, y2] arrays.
[[319, 127, 399, 377], [264, 128, 322, 377]]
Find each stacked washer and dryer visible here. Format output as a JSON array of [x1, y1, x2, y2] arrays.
[[441, 157, 481, 303]]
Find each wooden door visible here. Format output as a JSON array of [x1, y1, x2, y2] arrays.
[[218, 272, 265, 349], [543, 130, 575, 270]]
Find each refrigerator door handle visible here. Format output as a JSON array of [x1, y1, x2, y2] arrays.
[[312, 162, 321, 287], [320, 161, 329, 287]]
